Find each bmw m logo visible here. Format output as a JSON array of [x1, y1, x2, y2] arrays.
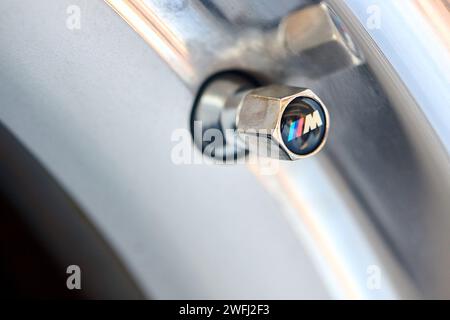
[[280, 97, 328, 156]]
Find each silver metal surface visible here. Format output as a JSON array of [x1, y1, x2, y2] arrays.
[[191, 73, 256, 161], [105, 1, 362, 89], [192, 78, 329, 161], [0, 0, 328, 299], [278, 3, 363, 77], [105, 0, 450, 299], [326, 0, 450, 298], [1, 0, 449, 299], [236, 85, 329, 160]]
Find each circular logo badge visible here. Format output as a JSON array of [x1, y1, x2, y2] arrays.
[[280, 97, 328, 156]]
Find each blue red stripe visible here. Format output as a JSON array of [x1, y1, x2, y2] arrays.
[[288, 120, 298, 142], [288, 118, 305, 142]]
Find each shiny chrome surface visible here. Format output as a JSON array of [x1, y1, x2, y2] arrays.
[[327, 0, 450, 298], [0, 0, 328, 299], [341, 0, 450, 153], [192, 77, 330, 161], [0, 0, 448, 299], [191, 73, 256, 160], [105, 1, 362, 89], [236, 85, 330, 160], [105, 0, 450, 298], [278, 3, 363, 77]]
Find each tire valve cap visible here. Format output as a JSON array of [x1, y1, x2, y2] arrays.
[[236, 85, 330, 160], [191, 75, 330, 161]]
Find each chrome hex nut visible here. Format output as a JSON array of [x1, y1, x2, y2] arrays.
[[277, 3, 363, 78], [236, 85, 330, 160]]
